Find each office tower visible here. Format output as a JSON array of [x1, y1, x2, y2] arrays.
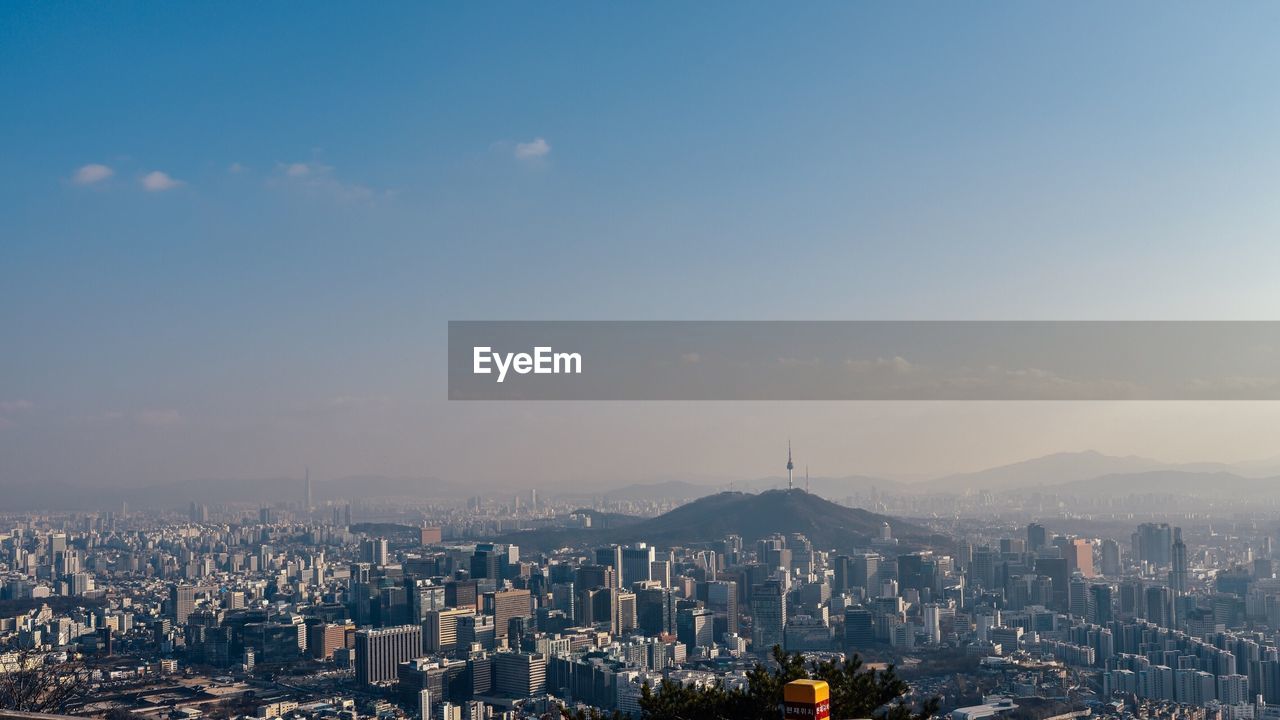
[[1145, 586, 1175, 628], [1100, 539, 1122, 577], [1136, 523, 1173, 566], [445, 580, 479, 610], [899, 552, 937, 594], [406, 580, 445, 624], [170, 585, 195, 626], [355, 625, 423, 685], [1090, 584, 1113, 624], [457, 614, 496, 651], [1170, 527, 1189, 594], [852, 553, 880, 591], [831, 555, 852, 594], [922, 603, 942, 645], [485, 588, 531, 640], [622, 544, 656, 588], [494, 652, 547, 696], [306, 622, 347, 660], [636, 587, 679, 636], [844, 608, 874, 648], [575, 564, 614, 593], [704, 580, 738, 637], [551, 582, 577, 624], [677, 607, 715, 650], [650, 559, 672, 588], [1027, 523, 1047, 552], [750, 580, 786, 652], [1065, 539, 1094, 578], [595, 546, 624, 588], [1069, 576, 1090, 618], [471, 544, 502, 581], [423, 608, 472, 655], [970, 546, 997, 589], [613, 591, 637, 636], [1034, 557, 1070, 612], [304, 466, 312, 511], [362, 537, 389, 566]]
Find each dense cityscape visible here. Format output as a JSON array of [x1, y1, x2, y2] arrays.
[[6, 450, 1280, 720]]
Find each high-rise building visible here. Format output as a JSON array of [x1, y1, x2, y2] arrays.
[[1136, 523, 1173, 567], [362, 537, 389, 566], [704, 580, 738, 637], [1065, 539, 1094, 578], [1034, 557, 1070, 612], [677, 607, 715, 649], [750, 580, 786, 652], [844, 608, 874, 648], [852, 553, 880, 591], [355, 625, 423, 686], [423, 608, 472, 655], [304, 466, 312, 511], [306, 621, 347, 660], [621, 544, 656, 588], [1144, 585, 1175, 628], [594, 546, 624, 589], [636, 587, 679, 636], [1027, 523, 1048, 552], [494, 652, 547, 697], [170, 585, 195, 626], [1170, 527, 1189, 594], [485, 588, 531, 641], [1100, 539, 1122, 577]]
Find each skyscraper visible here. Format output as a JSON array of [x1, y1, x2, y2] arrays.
[[750, 580, 786, 652], [170, 584, 195, 626], [304, 466, 312, 512], [485, 588, 531, 641], [355, 625, 422, 685], [621, 544, 656, 588], [1170, 527, 1189, 594], [1100, 538, 1122, 577], [1027, 523, 1048, 553]]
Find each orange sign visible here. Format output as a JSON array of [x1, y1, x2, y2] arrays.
[[784, 679, 831, 720]]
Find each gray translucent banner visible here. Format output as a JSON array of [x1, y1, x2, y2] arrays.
[[448, 321, 1280, 400]]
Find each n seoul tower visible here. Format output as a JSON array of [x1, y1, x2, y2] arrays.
[[787, 440, 794, 490]]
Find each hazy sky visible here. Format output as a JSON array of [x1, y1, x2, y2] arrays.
[[5, 3, 1280, 489]]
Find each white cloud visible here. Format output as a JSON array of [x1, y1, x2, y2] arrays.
[[515, 137, 551, 160], [228, 162, 246, 173], [271, 161, 380, 203], [141, 171, 184, 191], [0, 400, 33, 413], [137, 409, 183, 427], [72, 163, 114, 185]]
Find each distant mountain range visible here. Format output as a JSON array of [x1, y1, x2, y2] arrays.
[[0, 474, 466, 512], [498, 489, 945, 552], [588, 450, 1280, 502], [4, 449, 1278, 511]]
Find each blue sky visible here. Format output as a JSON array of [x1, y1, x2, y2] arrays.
[[5, 3, 1280, 488]]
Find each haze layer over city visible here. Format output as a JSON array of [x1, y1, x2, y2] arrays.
[[5, 3, 1280, 720]]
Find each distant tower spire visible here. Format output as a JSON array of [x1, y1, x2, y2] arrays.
[[786, 440, 794, 491], [304, 466, 312, 512], [805, 465, 810, 494]]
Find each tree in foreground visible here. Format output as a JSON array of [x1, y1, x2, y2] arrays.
[[0, 649, 91, 713], [638, 646, 940, 720]]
